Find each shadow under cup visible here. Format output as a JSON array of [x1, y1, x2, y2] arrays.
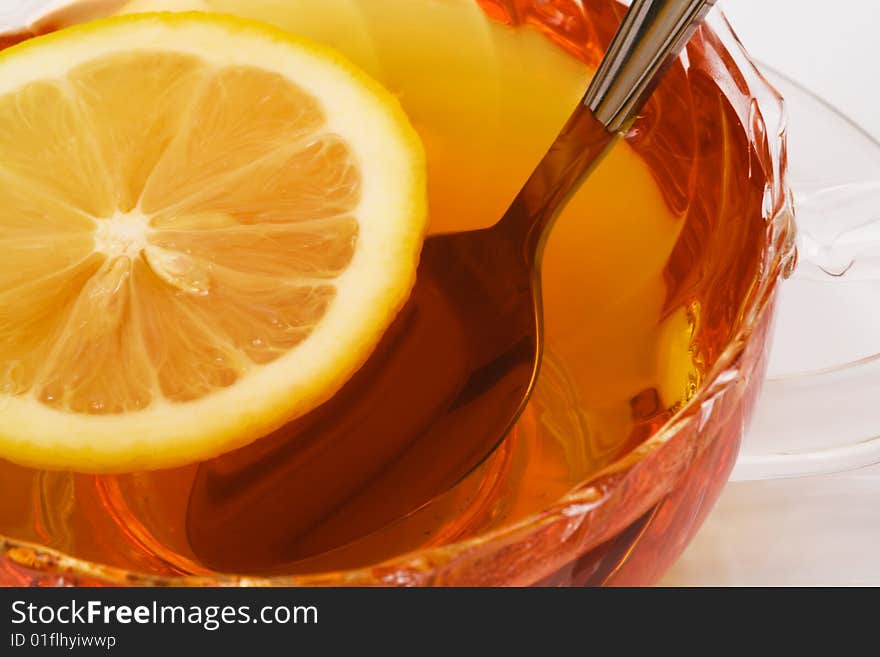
[[0, 0, 793, 586]]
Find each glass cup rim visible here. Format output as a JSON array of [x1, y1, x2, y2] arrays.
[[0, 4, 796, 586]]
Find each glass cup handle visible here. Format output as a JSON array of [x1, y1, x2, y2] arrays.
[[732, 71, 880, 481]]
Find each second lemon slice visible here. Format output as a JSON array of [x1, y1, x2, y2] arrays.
[[0, 13, 427, 472]]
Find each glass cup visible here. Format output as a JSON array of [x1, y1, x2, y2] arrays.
[[3, 0, 847, 587]]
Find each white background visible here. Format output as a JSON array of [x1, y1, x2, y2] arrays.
[[721, 0, 880, 139]]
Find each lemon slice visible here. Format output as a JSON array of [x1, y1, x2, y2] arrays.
[[120, 0, 382, 78], [0, 13, 427, 472]]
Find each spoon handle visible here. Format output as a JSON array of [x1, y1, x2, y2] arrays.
[[585, 0, 718, 132], [499, 0, 718, 255]]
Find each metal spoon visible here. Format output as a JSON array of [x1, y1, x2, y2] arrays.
[[186, 0, 718, 570]]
